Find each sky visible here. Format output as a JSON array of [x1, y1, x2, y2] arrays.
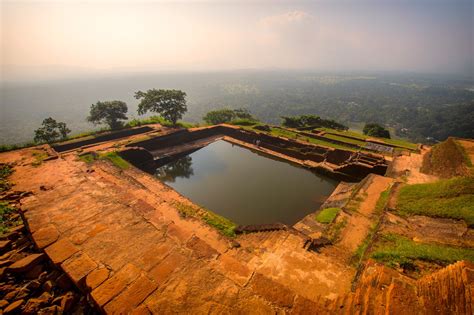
[[1, 0, 473, 81]]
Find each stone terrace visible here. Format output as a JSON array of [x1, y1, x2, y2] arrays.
[[4, 149, 355, 313]]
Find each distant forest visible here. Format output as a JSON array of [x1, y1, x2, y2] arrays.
[[185, 72, 474, 143], [1, 71, 473, 144]]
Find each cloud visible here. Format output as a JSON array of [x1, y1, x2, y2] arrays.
[[260, 10, 312, 27]]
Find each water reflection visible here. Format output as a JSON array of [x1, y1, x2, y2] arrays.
[[155, 156, 194, 183]]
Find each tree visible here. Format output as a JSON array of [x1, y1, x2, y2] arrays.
[[281, 115, 348, 130], [203, 109, 236, 124], [87, 101, 128, 130], [363, 123, 391, 139], [135, 89, 187, 125], [203, 108, 256, 125], [34, 117, 71, 143]]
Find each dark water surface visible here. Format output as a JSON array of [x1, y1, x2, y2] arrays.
[[154, 140, 338, 225]]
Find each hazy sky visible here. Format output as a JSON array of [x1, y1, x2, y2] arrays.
[[1, 0, 472, 80]]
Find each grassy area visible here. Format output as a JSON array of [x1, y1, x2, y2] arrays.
[[31, 150, 49, 167], [78, 151, 130, 170], [352, 223, 378, 265], [322, 133, 366, 146], [78, 153, 97, 164], [175, 202, 236, 237], [396, 177, 474, 226], [315, 207, 341, 224], [375, 187, 391, 214], [0, 164, 13, 194], [319, 127, 418, 151], [382, 137, 418, 151], [371, 233, 474, 266], [100, 152, 130, 170], [126, 115, 197, 129], [0, 202, 16, 235]]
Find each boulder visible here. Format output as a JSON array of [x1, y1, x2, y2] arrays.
[[3, 299, 24, 314], [60, 292, 75, 313], [7, 253, 45, 273], [25, 280, 41, 291], [42, 280, 54, 293], [0, 240, 12, 252], [38, 305, 61, 314], [22, 298, 45, 315], [25, 264, 44, 279], [0, 299, 9, 308]]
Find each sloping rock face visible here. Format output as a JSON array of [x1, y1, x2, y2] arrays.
[[324, 260, 473, 314]]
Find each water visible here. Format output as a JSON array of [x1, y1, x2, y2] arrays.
[[154, 140, 338, 226]]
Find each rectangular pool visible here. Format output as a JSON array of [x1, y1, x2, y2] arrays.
[[153, 140, 338, 226]]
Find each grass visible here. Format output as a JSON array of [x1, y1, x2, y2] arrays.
[[315, 207, 341, 224], [0, 164, 13, 194], [326, 217, 348, 242], [31, 150, 49, 167], [321, 133, 367, 146], [455, 140, 473, 167], [371, 233, 474, 266], [78, 151, 130, 170], [78, 153, 97, 164], [344, 193, 366, 212], [375, 187, 391, 214], [175, 202, 236, 237], [319, 127, 418, 151], [0, 202, 17, 235], [229, 118, 260, 126], [126, 116, 197, 129], [396, 177, 474, 226]]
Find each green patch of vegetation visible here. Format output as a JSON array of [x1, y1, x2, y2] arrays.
[[229, 118, 260, 126], [0, 202, 16, 235], [320, 127, 418, 151], [396, 177, 474, 226], [126, 115, 196, 129], [318, 128, 368, 140], [322, 133, 366, 146], [0, 165, 13, 194], [99, 152, 130, 170], [382, 138, 418, 151], [202, 210, 236, 238], [371, 234, 474, 266], [78, 151, 129, 170], [0, 142, 37, 153], [78, 153, 97, 164], [175, 202, 236, 237], [352, 188, 392, 266], [375, 187, 391, 214], [315, 207, 341, 224], [352, 223, 378, 266]]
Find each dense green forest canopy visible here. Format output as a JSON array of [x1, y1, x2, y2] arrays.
[[1, 71, 473, 145]]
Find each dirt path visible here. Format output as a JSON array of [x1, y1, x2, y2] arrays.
[[336, 175, 393, 256], [388, 148, 438, 184]]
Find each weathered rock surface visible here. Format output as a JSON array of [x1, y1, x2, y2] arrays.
[[7, 253, 45, 273]]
